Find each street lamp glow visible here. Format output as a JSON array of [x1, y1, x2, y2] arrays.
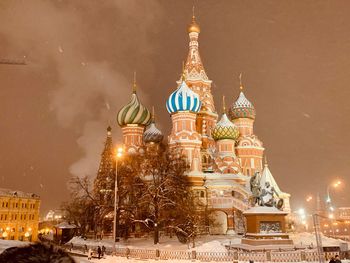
[[116, 147, 123, 158], [298, 208, 305, 215], [333, 181, 341, 187], [306, 195, 313, 202]]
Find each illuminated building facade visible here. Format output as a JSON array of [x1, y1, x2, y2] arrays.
[[116, 14, 290, 234], [0, 188, 40, 241]]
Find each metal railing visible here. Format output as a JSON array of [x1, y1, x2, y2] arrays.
[[63, 243, 349, 262]]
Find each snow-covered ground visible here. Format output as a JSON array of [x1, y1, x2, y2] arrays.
[[1, 233, 350, 263], [69, 232, 350, 251], [0, 239, 29, 253]]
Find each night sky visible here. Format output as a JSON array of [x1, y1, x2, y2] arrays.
[[1, 0, 349, 215]]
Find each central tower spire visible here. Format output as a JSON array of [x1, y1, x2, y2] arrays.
[[178, 11, 218, 171]]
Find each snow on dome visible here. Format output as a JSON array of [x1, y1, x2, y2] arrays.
[[143, 122, 163, 144], [229, 91, 256, 120], [117, 91, 151, 127], [166, 80, 201, 114], [212, 113, 239, 141]]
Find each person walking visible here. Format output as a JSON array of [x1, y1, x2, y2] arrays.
[[88, 248, 93, 260], [334, 255, 342, 263], [101, 245, 106, 257], [97, 246, 102, 259]]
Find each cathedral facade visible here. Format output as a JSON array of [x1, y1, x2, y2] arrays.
[[116, 15, 290, 235]]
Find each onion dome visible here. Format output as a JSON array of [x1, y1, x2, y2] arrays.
[[143, 108, 163, 144], [117, 81, 151, 127], [188, 14, 200, 33], [166, 80, 201, 114], [212, 96, 239, 141], [229, 86, 256, 120]]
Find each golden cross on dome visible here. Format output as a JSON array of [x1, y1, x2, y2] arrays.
[[222, 95, 226, 113], [192, 6, 195, 19], [181, 61, 186, 81], [132, 71, 137, 93], [152, 106, 155, 122], [239, 72, 243, 90]]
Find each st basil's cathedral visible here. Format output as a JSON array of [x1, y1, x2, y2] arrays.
[[115, 14, 290, 235]]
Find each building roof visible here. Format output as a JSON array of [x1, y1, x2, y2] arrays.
[[212, 113, 239, 141], [117, 79, 151, 127], [229, 90, 256, 120], [260, 162, 282, 195], [0, 188, 40, 199]]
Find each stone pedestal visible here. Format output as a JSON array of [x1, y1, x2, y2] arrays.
[[242, 206, 293, 246]]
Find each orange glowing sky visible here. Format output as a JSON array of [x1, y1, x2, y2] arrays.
[[0, 0, 349, 214]]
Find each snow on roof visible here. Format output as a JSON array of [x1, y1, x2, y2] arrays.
[[260, 163, 282, 195], [55, 222, 78, 229], [0, 188, 40, 199], [243, 206, 288, 215]]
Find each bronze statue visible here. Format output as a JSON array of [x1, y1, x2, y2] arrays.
[[249, 172, 262, 206]]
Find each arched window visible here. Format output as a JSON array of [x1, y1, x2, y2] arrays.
[[200, 191, 205, 198]]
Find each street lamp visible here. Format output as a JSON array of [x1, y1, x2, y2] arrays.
[[326, 180, 341, 204], [113, 146, 123, 244]]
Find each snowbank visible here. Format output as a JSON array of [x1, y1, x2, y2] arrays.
[[290, 232, 350, 247], [0, 240, 29, 253], [195, 240, 227, 252]]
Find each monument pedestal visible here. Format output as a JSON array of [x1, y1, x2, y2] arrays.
[[242, 206, 293, 246]]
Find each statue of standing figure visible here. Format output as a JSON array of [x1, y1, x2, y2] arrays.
[[249, 172, 262, 206]]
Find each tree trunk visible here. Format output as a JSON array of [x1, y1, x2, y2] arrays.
[[154, 201, 159, 244], [154, 224, 159, 244]]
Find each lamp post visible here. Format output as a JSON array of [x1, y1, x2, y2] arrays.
[[113, 147, 123, 244], [326, 180, 341, 205]]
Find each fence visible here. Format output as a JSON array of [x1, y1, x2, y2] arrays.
[[63, 243, 349, 262]]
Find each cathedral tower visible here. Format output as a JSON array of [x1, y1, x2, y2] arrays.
[[229, 80, 264, 176], [181, 12, 218, 167], [212, 97, 241, 174], [117, 78, 151, 153], [166, 76, 202, 172]]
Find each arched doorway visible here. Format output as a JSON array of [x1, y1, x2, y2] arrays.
[[210, 211, 227, 235]]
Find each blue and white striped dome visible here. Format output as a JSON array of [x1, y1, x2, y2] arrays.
[[166, 80, 201, 114]]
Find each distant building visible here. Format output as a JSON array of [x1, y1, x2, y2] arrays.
[[44, 209, 64, 221], [337, 207, 350, 220], [0, 188, 40, 241]]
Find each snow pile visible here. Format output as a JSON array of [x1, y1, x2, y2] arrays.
[[0, 240, 29, 253], [195, 240, 227, 252], [290, 232, 350, 247]]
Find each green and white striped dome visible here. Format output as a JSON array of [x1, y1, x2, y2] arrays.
[[117, 91, 151, 127]]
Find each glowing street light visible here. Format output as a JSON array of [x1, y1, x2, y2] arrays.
[[306, 195, 313, 202], [326, 180, 342, 204]]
